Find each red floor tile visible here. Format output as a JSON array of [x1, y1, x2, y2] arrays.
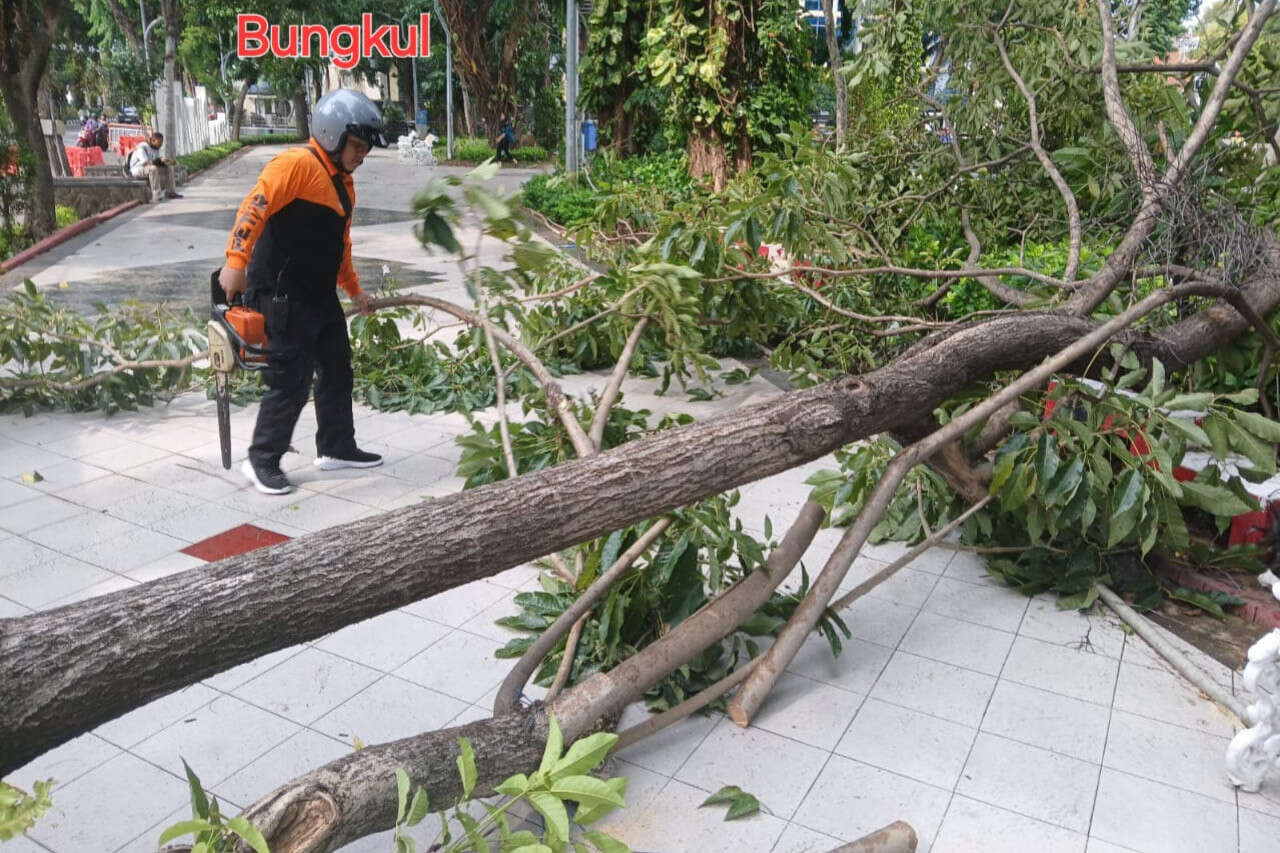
[[181, 523, 291, 562]]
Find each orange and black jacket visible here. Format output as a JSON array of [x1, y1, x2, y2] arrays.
[[224, 138, 361, 307]]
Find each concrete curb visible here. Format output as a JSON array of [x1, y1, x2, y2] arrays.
[[0, 199, 143, 275]]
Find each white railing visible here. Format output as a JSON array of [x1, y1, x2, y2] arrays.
[[152, 84, 230, 156]]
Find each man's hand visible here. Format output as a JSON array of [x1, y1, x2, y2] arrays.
[[219, 265, 247, 302], [353, 291, 373, 315]]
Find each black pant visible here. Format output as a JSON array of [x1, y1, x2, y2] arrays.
[[496, 136, 514, 162], [248, 291, 356, 469]]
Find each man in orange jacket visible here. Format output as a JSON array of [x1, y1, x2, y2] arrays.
[[219, 89, 387, 495]]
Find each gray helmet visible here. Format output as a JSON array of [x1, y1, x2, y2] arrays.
[[311, 88, 387, 157]]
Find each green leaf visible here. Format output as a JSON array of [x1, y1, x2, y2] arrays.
[[225, 817, 271, 853], [527, 790, 571, 848], [1107, 469, 1144, 548], [1169, 586, 1227, 619], [1057, 586, 1100, 611], [541, 714, 565, 776], [724, 792, 760, 820], [699, 785, 744, 807], [1164, 392, 1215, 410], [572, 777, 629, 825], [1223, 388, 1260, 405], [549, 775, 627, 810], [406, 786, 430, 826], [181, 759, 210, 820], [396, 768, 410, 824], [553, 732, 620, 779], [496, 773, 530, 798], [1044, 456, 1084, 506], [1205, 415, 1232, 460], [157, 819, 215, 846], [583, 829, 631, 853], [1164, 417, 1211, 448], [1235, 410, 1280, 443], [507, 845, 554, 853], [1146, 359, 1165, 400], [457, 737, 478, 799], [1228, 421, 1277, 473], [1178, 479, 1259, 517], [1035, 433, 1061, 492]]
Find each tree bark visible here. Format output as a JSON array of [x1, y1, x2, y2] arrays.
[[160, 0, 178, 159], [291, 83, 309, 139], [822, 0, 846, 149], [689, 125, 729, 192], [231, 75, 255, 141], [101, 0, 143, 52], [6, 251, 1280, 774], [0, 0, 62, 239]]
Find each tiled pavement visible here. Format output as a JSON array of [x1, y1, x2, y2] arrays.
[[2, 376, 1277, 853]]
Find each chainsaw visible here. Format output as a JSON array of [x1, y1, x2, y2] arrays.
[[208, 269, 269, 469]]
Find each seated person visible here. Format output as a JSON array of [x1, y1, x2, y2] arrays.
[[128, 131, 183, 202]]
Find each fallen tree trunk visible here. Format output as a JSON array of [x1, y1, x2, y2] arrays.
[[237, 502, 827, 852], [4, 272, 1280, 774]]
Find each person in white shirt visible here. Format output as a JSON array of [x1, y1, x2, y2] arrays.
[[129, 131, 182, 202]]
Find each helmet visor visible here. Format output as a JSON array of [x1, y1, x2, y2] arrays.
[[347, 122, 388, 149]]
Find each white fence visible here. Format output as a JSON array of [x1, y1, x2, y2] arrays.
[[152, 83, 231, 157]]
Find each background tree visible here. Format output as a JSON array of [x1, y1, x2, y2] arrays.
[[0, 0, 62, 240]]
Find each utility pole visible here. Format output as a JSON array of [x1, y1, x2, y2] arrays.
[[433, 0, 454, 159], [138, 0, 150, 74], [564, 0, 578, 173]]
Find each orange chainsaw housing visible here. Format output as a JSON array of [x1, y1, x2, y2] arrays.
[[226, 306, 268, 362]]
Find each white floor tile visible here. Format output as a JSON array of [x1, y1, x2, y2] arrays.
[[924, 577, 1028, 632], [1001, 635, 1120, 706], [81, 440, 172, 472], [784, 632, 894, 695], [868, 651, 997, 727], [1238, 775, 1280, 819], [599, 777, 787, 853], [613, 702, 720, 776], [835, 698, 976, 789], [1086, 840, 1143, 853], [125, 456, 246, 499], [201, 644, 310, 692], [25, 458, 113, 493], [211, 728, 352, 811], [1240, 805, 1280, 853], [73, 526, 188, 572], [1102, 710, 1236, 804], [1113, 661, 1237, 738], [1090, 769, 1237, 853], [934, 796, 1087, 853], [942, 550, 1000, 586], [2, 554, 117, 609], [313, 674, 470, 746], [315, 609, 449, 672], [93, 683, 221, 749], [749, 671, 864, 751], [232, 647, 382, 725], [26, 752, 188, 853], [957, 732, 1099, 833], [791, 755, 952, 850], [1122, 632, 1236, 692], [53, 473, 153, 511], [0, 478, 43, 509], [769, 821, 842, 853], [862, 566, 940, 608], [838, 596, 918, 648], [384, 452, 460, 486], [1018, 597, 1124, 659], [0, 595, 31, 617], [0, 444, 73, 476], [122, 551, 206, 582], [0, 494, 87, 536], [980, 680, 1111, 763], [5, 732, 121, 793], [670, 712, 829, 819], [105, 486, 203, 527], [402, 578, 510, 627], [131, 692, 302, 785], [261, 492, 379, 532], [899, 610, 1016, 675], [24, 511, 137, 554], [392, 629, 515, 704]]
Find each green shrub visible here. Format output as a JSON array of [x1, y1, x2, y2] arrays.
[[54, 205, 78, 228], [521, 172, 597, 226], [452, 137, 496, 163], [511, 145, 548, 162], [532, 87, 563, 151]]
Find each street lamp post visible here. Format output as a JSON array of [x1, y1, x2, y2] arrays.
[[564, 0, 578, 173]]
